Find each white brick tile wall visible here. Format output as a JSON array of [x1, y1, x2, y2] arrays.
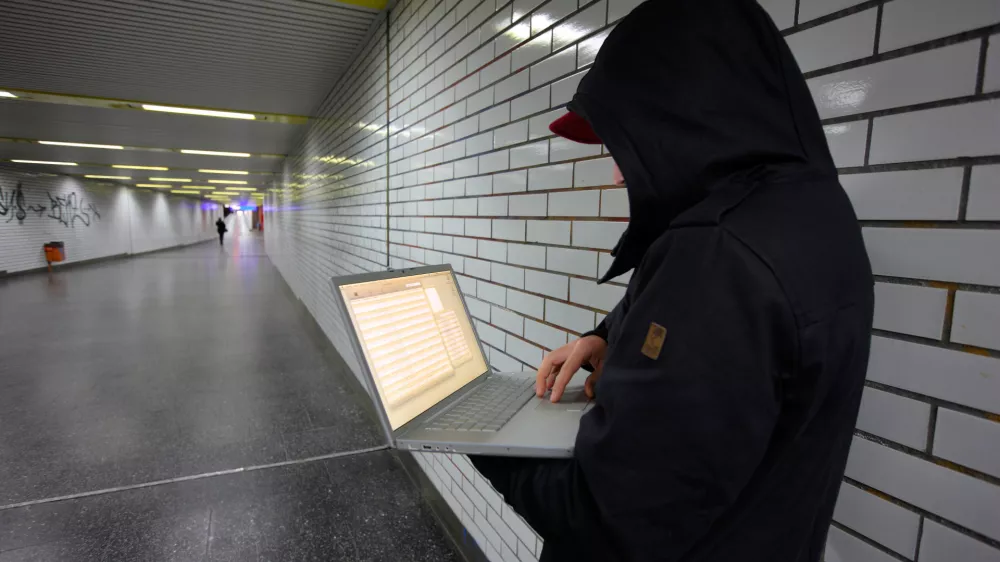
[[951, 291, 1000, 351], [479, 195, 510, 216], [511, 88, 551, 120], [506, 289, 544, 319], [919, 520, 1000, 562], [548, 190, 600, 216], [494, 170, 528, 193], [549, 137, 602, 162], [509, 193, 548, 216], [872, 282, 948, 339], [545, 299, 596, 331], [867, 336, 1000, 414], [551, 70, 587, 105], [808, 42, 980, 120], [528, 163, 573, 190], [546, 246, 598, 276], [573, 157, 615, 187], [479, 239, 509, 262], [840, 168, 964, 220], [525, 269, 569, 299], [786, 9, 878, 73], [530, 47, 576, 89], [526, 219, 571, 244], [569, 277, 626, 311], [879, 0, 1000, 52], [272, 1, 1000, 559], [607, 0, 642, 23], [856, 387, 932, 450], [933, 408, 1000, 478], [577, 28, 610, 68], [507, 242, 546, 268], [478, 320, 508, 349], [481, 150, 512, 173], [864, 228, 1000, 286], [869, 100, 1000, 164], [571, 221, 627, 250], [511, 140, 550, 168], [987, 36, 1000, 93], [845, 436, 1000, 541], [479, 280, 508, 306], [493, 262, 526, 288], [524, 318, 569, 351], [824, 526, 898, 562], [495, 122, 529, 148], [823, 121, 868, 168], [833, 482, 920, 558], [493, 305, 525, 335], [797, 0, 866, 23], [600, 188, 629, 217], [506, 334, 544, 367], [553, 0, 606, 49], [967, 165, 1000, 220]]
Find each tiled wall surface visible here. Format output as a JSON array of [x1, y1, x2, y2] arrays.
[[0, 167, 217, 274], [264, 0, 1000, 560]]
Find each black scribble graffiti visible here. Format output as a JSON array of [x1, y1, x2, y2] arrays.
[[0, 182, 100, 226], [46, 191, 100, 227], [0, 182, 27, 222]]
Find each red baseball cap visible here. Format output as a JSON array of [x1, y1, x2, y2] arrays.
[[549, 111, 602, 144]]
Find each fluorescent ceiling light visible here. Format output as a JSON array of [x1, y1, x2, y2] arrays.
[[170, 190, 202, 195], [228, 187, 257, 191], [39, 140, 123, 150], [199, 169, 249, 175], [137, 183, 170, 188], [0, 91, 17, 98], [207, 179, 248, 185], [211, 191, 239, 196], [12, 159, 77, 166], [85, 175, 131, 180], [180, 149, 250, 158], [149, 177, 190, 182], [185, 186, 215, 190], [114, 165, 168, 171], [142, 104, 255, 120]]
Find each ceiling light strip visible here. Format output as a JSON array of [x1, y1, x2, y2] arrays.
[[11, 159, 77, 166], [39, 141, 123, 150], [141, 105, 256, 120]]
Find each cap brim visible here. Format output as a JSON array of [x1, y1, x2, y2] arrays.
[[549, 111, 602, 144]]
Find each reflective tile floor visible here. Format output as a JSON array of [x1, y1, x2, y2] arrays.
[[0, 221, 459, 561]]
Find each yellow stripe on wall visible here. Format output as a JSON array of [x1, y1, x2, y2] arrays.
[[329, 0, 388, 9]]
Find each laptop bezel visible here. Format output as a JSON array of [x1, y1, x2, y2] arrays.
[[330, 264, 494, 443]]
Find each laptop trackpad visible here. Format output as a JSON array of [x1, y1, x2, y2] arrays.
[[534, 387, 591, 412]]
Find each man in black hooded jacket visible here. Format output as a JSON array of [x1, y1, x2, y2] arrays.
[[470, 1, 874, 561]]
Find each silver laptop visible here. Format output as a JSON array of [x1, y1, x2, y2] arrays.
[[331, 265, 592, 458]]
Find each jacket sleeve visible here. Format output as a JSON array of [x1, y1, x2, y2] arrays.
[[472, 227, 794, 560]]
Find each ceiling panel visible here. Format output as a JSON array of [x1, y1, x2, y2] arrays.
[[0, 0, 380, 115], [0, 101, 303, 154], [2, 144, 281, 172]]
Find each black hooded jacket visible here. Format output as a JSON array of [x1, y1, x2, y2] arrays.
[[471, 1, 874, 561]]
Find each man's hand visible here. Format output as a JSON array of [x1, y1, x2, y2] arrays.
[[535, 335, 608, 402]]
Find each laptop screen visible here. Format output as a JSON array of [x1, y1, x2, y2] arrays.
[[339, 270, 488, 430]]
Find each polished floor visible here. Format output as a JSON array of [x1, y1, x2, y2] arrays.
[[0, 218, 459, 561]]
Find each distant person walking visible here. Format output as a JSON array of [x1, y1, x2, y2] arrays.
[[216, 217, 227, 246]]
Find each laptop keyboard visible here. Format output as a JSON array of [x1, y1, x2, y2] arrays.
[[425, 375, 536, 432]]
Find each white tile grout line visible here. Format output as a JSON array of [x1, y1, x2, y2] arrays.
[[0, 444, 391, 512]]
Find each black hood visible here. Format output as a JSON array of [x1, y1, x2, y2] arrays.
[[569, 0, 836, 283]]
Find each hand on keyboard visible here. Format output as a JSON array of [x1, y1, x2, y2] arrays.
[[536, 335, 607, 402]]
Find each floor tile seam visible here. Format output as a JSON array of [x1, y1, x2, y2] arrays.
[[0, 444, 390, 512]]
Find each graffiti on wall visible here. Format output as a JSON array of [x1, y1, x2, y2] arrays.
[[0, 182, 100, 226]]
